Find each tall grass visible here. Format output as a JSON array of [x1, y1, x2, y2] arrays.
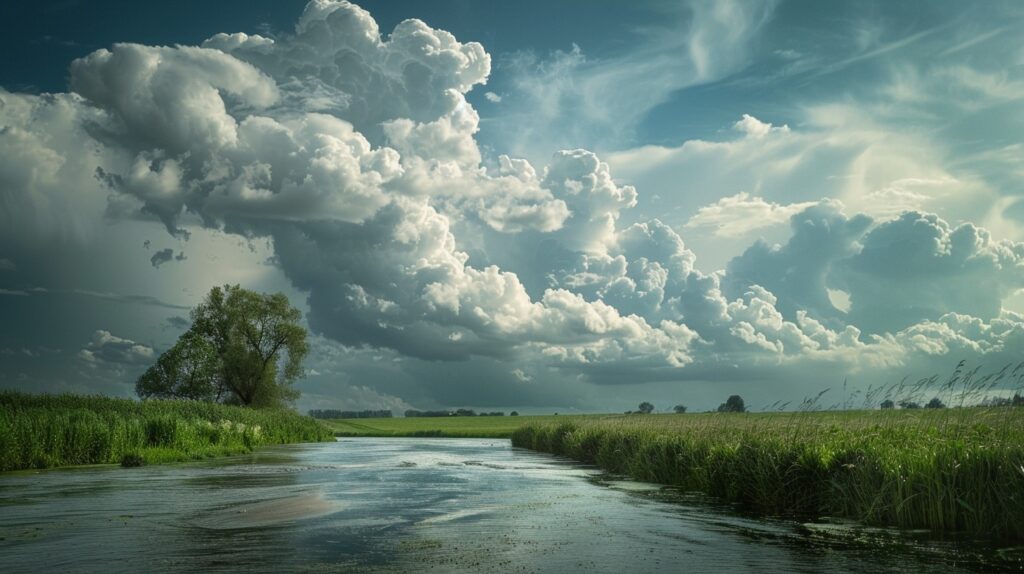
[[0, 391, 334, 471], [512, 406, 1024, 540]]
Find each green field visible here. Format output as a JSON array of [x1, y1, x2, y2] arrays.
[[0, 391, 335, 471], [511, 408, 1024, 540], [323, 414, 573, 438]]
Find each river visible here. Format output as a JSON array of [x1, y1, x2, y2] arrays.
[[0, 438, 1015, 572]]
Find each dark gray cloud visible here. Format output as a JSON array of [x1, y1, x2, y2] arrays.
[[836, 212, 1024, 334], [726, 205, 1024, 336], [724, 201, 872, 326], [150, 248, 187, 268], [70, 289, 190, 310], [149, 248, 173, 268]]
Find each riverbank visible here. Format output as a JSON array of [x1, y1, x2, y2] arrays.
[[510, 409, 1024, 540], [0, 391, 334, 471]]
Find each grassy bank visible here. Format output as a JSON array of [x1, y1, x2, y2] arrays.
[[0, 391, 334, 471], [323, 414, 571, 438], [511, 409, 1024, 540]]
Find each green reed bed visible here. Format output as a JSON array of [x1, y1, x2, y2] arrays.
[[0, 391, 334, 471], [511, 408, 1024, 540]]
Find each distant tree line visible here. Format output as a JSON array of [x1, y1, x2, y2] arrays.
[[308, 409, 393, 419], [881, 393, 1024, 410], [624, 389, 1024, 416], [624, 396, 748, 414], [990, 393, 1024, 407], [404, 409, 507, 417]]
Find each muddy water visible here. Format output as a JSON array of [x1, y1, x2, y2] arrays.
[[0, 438, 1016, 573]]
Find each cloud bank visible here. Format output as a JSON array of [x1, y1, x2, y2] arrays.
[[2, 0, 1022, 411]]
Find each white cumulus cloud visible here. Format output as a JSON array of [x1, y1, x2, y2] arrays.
[[2, 0, 1024, 410]]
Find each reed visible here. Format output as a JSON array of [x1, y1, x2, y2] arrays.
[[512, 406, 1024, 540], [0, 391, 334, 471]]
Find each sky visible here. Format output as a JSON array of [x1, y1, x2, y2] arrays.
[[2, 0, 1024, 414]]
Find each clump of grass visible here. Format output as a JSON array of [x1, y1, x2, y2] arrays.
[[0, 391, 334, 471], [120, 453, 144, 468], [512, 363, 1024, 541]]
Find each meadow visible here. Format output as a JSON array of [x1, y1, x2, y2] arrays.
[[511, 408, 1024, 540], [323, 414, 567, 438], [0, 391, 334, 471]]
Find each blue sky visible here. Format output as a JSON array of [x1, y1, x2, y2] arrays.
[[2, 0, 1023, 413]]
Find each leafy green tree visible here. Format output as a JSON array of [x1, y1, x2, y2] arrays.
[[638, 401, 654, 414], [673, 404, 688, 414], [192, 285, 308, 407], [717, 395, 746, 413], [137, 285, 308, 407], [925, 397, 945, 409], [880, 399, 895, 410], [136, 331, 221, 401], [898, 400, 921, 409]]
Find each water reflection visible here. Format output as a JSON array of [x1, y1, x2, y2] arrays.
[[0, 438, 1017, 573]]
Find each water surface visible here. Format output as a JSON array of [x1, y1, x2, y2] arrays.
[[0, 438, 1015, 572]]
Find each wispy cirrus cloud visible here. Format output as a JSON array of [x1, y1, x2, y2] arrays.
[[482, 0, 778, 160]]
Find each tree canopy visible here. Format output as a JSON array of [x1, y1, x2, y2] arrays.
[[136, 330, 221, 402], [136, 285, 308, 407], [717, 395, 746, 413]]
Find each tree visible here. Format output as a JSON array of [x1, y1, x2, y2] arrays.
[[880, 399, 895, 410], [136, 331, 221, 401], [673, 404, 688, 414], [925, 397, 945, 409], [637, 401, 654, 414], [137, 285, 308, 407], [718, 395, 746, 413], [192, 285, 308, 407], [510, 411, 519, 416], [898, 400, 921, 410]]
